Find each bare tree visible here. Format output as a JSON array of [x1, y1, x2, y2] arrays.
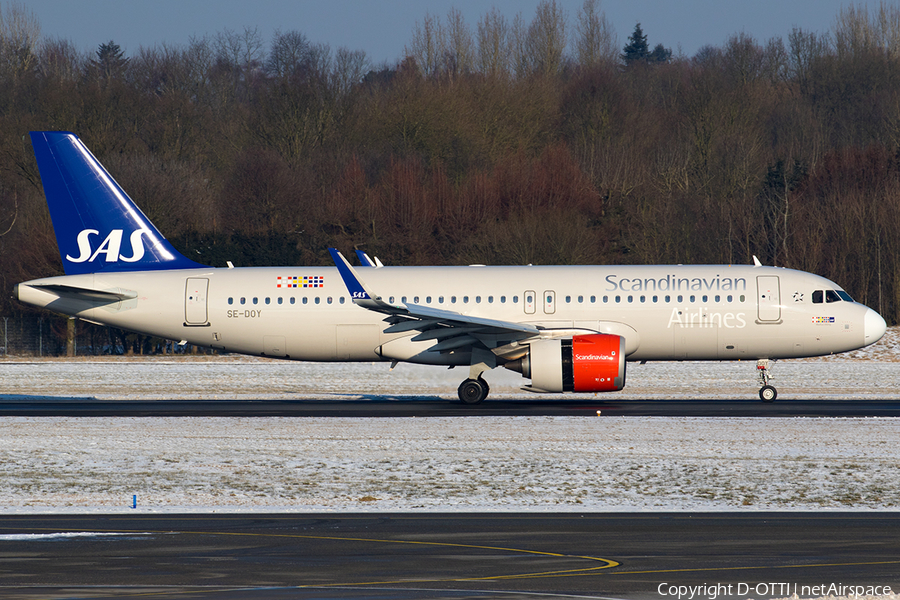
[[183, 36, 214, 104], [267, 30, 311, 79], [213, 27, 264, 102], [406, 13, 444, 76], [833, 2, 900, 59], [444, 7, 474, 77], [761, 36, 789, 84], [510, 13, 529, 78], [722, 33, 765, 86], [38, 37, 85, 83], [332, 46, 368, 97], [476, 7, 510, 78], [525, 0, 568, 77], [573, 0, 617, 68], [0, 1, 40, 85], [787, 27, 830, 91]]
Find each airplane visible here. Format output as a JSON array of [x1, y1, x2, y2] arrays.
[[14, 131, 888, 404]]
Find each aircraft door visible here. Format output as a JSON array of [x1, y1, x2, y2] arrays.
[[185, 277, 209, 325], [756, 275, 781, 322], [524, 290, 536, 314], [543, 290, 556, 314]]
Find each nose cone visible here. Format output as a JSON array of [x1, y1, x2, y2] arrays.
[[864, 308, 887, 346]]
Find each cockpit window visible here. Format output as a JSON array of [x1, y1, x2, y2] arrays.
[[813, 289, 852, 303]]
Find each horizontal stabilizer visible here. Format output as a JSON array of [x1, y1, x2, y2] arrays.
[[26, 283, 138, 302]]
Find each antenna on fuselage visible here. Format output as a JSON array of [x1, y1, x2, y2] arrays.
[[752, 255, 762, 267]]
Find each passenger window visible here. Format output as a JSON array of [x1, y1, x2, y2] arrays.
[[451, 296, 457, 304], [689, 295, 695, 303], [740, 295, 745, 302], [640, 295, 646, 303], [652, 295, 658, 303], [825, 290, 841, 303], [615, 296, 621, 303], [463, 296, 469, 303], [327, 297, 333, 304], [290, 297, 295, 304], [603, 296, 609, 303], [565, 295, 571, 303], [812, 290, 823, 304], [578, 295, 583, 303], [426, 296, 432, 303], [401, 296, 407, 303], [253, 297, 258, 305], [340, 297, 345, 304], [590, 295, 596, 303], [265, 297, 271, 305], [702, 295, 708, 302], [677, 295, 683, 302], [475, 296, 481, 303], [302, 297, 308, 305], [726, 295, 732, 302], [500, 296, 506, 303], [315, 297, 320, 304], [513, 295, 519, 303], [228, 297, 233, 305], [665, 295, 671, 302], [277, 297, 283, 305], [389, 296, 395, 303], [413, 296, 419, 303], [714, 295, 720, 302], [439, 296, 444, 303]]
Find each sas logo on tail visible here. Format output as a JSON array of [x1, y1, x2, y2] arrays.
[[67, 229, 153, 263]]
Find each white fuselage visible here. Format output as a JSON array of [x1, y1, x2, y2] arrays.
[[15, 263, 881, 363]]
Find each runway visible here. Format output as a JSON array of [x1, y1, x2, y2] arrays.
[[0, 513, 898, 599], [2, 396, 900, 416]]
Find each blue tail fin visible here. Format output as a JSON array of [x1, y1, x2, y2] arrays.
[[30, 131, 206, 274]]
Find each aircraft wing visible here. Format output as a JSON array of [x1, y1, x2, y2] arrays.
[[329, 249, 539, 354]]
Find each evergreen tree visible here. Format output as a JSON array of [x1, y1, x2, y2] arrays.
[[621, 23, 671, 64], [649, 43, 671, 63], [621, 23, 649, 63], [93, 40, 128, 78]]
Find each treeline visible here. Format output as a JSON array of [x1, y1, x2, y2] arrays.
[[2, 1, 900, 330]]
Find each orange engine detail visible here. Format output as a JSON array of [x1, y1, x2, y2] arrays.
[[506, 333, 627, 393], [570, 333, 626, 392]]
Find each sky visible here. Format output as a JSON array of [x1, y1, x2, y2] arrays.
[[25, 0, 876, 65]]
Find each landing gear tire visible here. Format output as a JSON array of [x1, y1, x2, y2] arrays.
[[759, 385, 777, 403], [458, 377, 489, 405]]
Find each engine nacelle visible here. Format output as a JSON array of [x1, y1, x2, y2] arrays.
[[505, 334, 626, 393]]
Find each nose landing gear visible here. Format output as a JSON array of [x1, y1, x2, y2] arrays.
[[757, 359, 777, 402]]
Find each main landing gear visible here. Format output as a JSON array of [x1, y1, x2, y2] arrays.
[[458, 377, 490, 404], [757, 359, 777, 402]]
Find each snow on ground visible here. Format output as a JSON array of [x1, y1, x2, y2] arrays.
[[0, 416, 898, 513], [0, 328, 898, 513]]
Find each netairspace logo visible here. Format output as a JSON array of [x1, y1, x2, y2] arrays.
[[657, 582, 894, 600]]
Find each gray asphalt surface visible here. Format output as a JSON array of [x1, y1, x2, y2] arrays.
[[0, 513, 898, 599], [2, 396, 900, 416]]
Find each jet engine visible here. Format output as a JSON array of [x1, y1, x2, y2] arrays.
[[504, 334, 626, 393]]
